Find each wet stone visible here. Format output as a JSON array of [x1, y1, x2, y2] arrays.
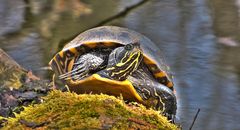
[[15, 91, 38, 101], [0, 108, 10, 117], [0, 83, 51, 120], [1, 94, 18, 107]]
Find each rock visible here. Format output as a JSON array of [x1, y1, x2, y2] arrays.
[[15, 91, 38, 101], [1, 94, 18, 107], [0, 48, 26, 89], [0, 48, 50, 122], [1, 90, 179, 130], [0, 108, 10, 117]]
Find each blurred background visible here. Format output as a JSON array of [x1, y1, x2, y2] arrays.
[[0, 0, 240, 129]]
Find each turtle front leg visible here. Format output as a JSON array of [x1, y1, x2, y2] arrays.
[[153, 83, 177, 122], [59, 53, 106, 80], [131, 76, 177, 121]]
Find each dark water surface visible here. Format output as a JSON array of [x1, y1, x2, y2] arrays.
[[1, 0, 240, 129]]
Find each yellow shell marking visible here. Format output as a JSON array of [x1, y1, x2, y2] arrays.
[[142, 54, 174, 89], [67, 59, 75, 72], [58, 51, 64, 57], [102, 42, 117, 47], [167, 82, 173, 88], [154, 71, 166, 78], [84, 42, 98, 48], [69, 47, 78, 55]]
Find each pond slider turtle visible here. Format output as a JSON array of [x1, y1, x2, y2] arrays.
[[49, 26, 176, 119]]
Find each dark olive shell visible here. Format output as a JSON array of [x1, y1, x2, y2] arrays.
[[50, 26, 173, 89]]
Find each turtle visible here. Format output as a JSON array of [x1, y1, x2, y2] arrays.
[[49, 26, 177, 119]]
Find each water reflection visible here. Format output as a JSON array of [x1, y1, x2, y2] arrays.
[[0, 0, 119, 78], [0, 0, 240, 129], [210, 0, 240, 128]]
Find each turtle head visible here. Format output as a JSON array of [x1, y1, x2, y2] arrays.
[[113, 42, 142, 63], [104, 42, 143, 80]]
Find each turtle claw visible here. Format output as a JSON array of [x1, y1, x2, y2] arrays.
[[66, 53, 106, 80], [59, 53, 105, 80], [59, 63, 87, 80], [59, 64, 88, 80], [69, 68, 89, 80], [74, 59, 85, 65], [164, 113, 175, 123]]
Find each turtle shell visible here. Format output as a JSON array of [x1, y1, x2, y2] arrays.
[[49, 26, 174, 91]]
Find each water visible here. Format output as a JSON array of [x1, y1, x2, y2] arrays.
[[1, 0, 240, 129]]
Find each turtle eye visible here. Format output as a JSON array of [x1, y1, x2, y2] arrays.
[[125, 44, 134, 51]]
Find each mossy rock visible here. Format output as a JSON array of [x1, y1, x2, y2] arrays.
[[0, 48, 26, 89], [1, 90, 179, 130]]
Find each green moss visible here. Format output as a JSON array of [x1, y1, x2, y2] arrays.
[[1, 90, 179, 130], [0, 62, 26, 89]]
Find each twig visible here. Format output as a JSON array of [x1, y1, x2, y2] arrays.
[[93, 0, 149, 27], [58, 0, 150, 48], [19, 119, 49, 128], [189, 108, 200, 130]]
